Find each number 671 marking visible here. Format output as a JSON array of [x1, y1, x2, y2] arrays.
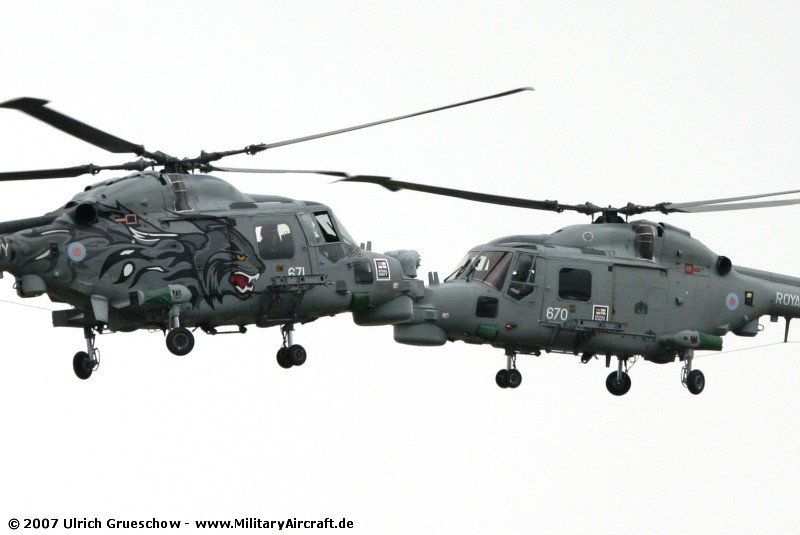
[[288, 266, 305, 276]]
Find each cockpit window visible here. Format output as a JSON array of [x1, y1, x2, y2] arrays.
[[507, 253, 536, 301], [634, 224, 655, 261], [299, 211, 350, 265], [313, 212, 339, 243], [470, 251, 513, 290], [328, 212, 359, 254], [447, 251, 513, 289], [446, 250, 512, 290], [445, 251, 479, 282]]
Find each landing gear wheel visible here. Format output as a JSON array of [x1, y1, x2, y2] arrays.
[[606, 371, 632, 396], [686, 369, 705, 395], [495, 369, 509, 388], [506, 369, 522, 389], [73, 351, 93, 380], [166, 327, 194, 356], [276, 347, 293, 369], [288, 344, 307, 366]]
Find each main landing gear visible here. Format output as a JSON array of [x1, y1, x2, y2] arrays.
[[601, 352, 706, 396], [276, 323, 307, 369], [72, 327, 100, 380], [496, 348, 522, 389], [165, 304, 194, 356], [166, 327, 195, 356], [681, 350, 705, 395]]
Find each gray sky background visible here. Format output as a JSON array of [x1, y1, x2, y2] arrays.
[[1, 2, 799, 533]]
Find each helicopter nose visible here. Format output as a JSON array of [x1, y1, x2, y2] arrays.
[[391, 285, 448, 346], [393, 321, 447, 346]]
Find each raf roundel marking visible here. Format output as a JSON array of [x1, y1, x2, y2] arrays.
[[67, 242, 87, 262], [725, 292, 740, 311]]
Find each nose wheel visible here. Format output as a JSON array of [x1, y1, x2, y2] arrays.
[[605, 356, 632, 396], [496, 349, 522, 388], [276, 323, 307, 369], [606, 371, 632, 396]]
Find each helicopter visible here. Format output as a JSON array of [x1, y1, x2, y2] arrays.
[[344, 174, 800, 395], [0, 88, 532, 379]]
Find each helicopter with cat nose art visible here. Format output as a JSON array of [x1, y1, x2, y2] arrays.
[[0, 88, 532, 379]]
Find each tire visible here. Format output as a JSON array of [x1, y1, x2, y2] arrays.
[[687, 369, 705, 395], [506, 369, 522, 389], [166, 327, 195, 356], [276, 347, 293, 369], [72, 351, 93, 380], [288, 345, 307, 366], [606, 371, 632, 396], [495, 369, 509, 388]]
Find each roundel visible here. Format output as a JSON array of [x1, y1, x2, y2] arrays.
[[67, 242, 87, 262], [725, 292, 740, 311]]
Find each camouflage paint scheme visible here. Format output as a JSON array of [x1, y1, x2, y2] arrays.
[[0, 172, 421, 334]]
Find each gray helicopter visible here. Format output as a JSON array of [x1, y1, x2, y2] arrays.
[[346, 175, 800, 395], [0, 89, 531, 379]]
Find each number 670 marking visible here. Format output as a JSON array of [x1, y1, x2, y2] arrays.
[[545, 307, 568, 321]]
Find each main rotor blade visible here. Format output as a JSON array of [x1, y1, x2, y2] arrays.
[[663, 189, 800, 211], [341, 175, 590, 213], [206, 165, 350, 178], [0, 97, 160, 160], [256, 87, 534, 151], [666, 198, 800, 213], [0, 159, 156, 182], [0, 165, 100, 181]]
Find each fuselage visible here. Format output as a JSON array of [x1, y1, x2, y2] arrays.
[[0, 171, 420, 333], [395, 220, 800, 361]]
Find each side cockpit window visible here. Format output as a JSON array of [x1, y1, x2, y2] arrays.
[[507, 253, 536, 301], [299, 211, 346, 265]]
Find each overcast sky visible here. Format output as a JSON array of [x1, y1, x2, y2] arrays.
[[1, 2, 800, 533]]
